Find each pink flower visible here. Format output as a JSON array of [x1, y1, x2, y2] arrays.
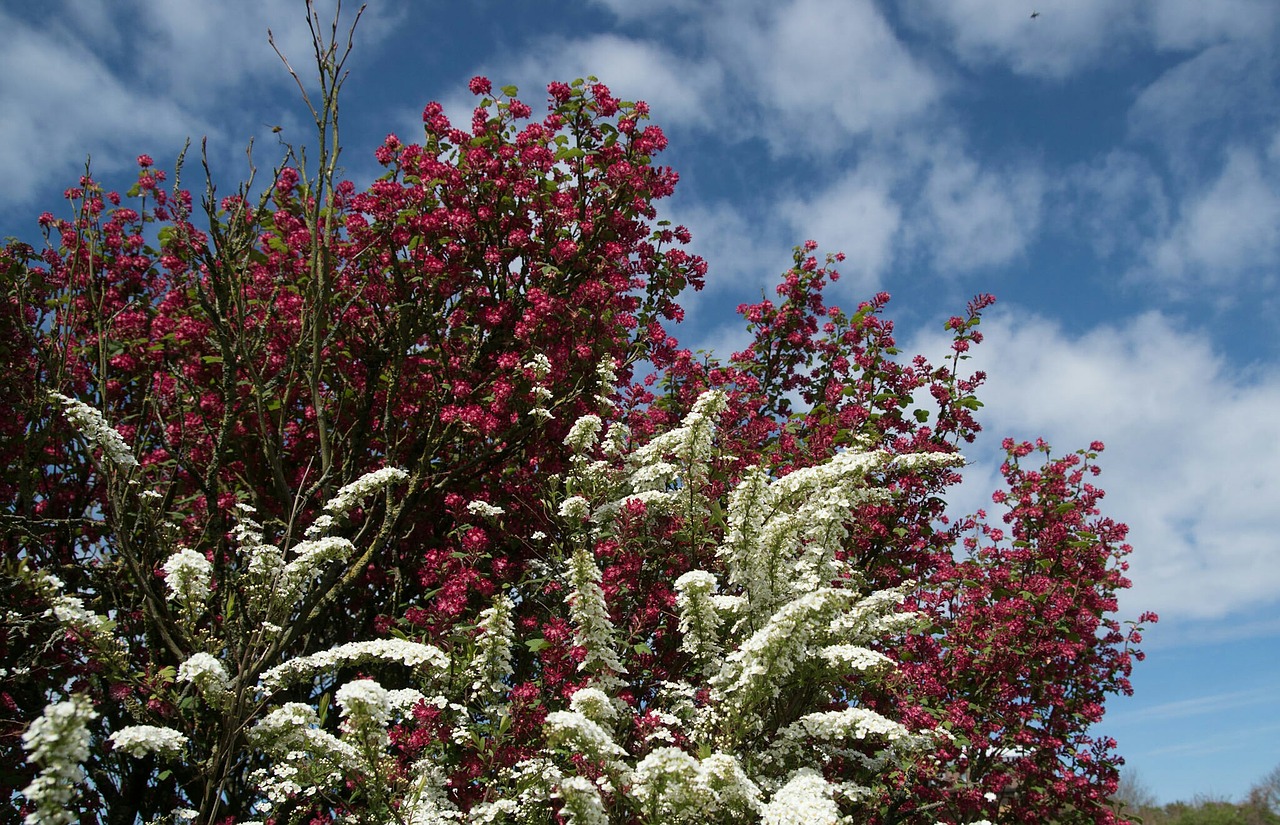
[[469, 76, 492, 96]]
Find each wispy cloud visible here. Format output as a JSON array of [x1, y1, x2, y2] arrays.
[[908, 310, 1280, 623], [1113, 687, 1274, 725]]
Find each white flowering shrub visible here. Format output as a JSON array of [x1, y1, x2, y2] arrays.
[[17, 383, 963, 825]]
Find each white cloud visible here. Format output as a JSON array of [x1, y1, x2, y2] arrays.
[[908, 141, 1045, 273], [1141, 145, 1280, 290], [778, 169, 903, 293], [500, 34, 725, 130], [911, 309, 1280, 623], [0, 1, 399, 212], [0, 10, 196, 204], [711, 0, 940, 152], [1066, 150, 1171, 261], [902, 0, 1142, 79], [130, 0, 400, 101], [1149, 0, 1280, 50]]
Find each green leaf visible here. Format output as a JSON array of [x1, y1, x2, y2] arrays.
[[500, 85, 519, 97], [525, 638, 550, 653]]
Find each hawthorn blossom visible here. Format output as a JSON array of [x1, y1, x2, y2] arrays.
[[558, 495, 591, 521], [259, 639, 447, 691], [565, 414, 603, 453], [466, 500, 505, 518], [760, 769, 841, 825], [162, 547, 212, 606], [556, 775, 608, 825], [177, 652, 231, 701], [49, 392, 138, 469], [21, 695, 97, 825], [675, 570, 722, 663], [108, 725, 189, 758], [323, 467, 409, 517], [470, 593, 514, 696], [565, 544, 626, 685]]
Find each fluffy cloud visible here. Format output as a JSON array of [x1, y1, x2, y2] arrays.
[[0, 1, 398, 212], [778, 169, 903, 293], [901, 0, 1142, 79], [709, 0, 940, 152], [499, 34, 725, 130], [1140, 143, 1280, 291], [0, 9, 195, 204], [910, 143, 1045, 273], [911, 310, 1280, 623]]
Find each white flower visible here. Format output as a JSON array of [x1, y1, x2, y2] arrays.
[[280, 535, 355, 591], [21, 696, 96, 825], [108, 725, 189, 758], [558, 495, 591, 522], [336, 679, 393, 727], [259, 639, 447, 691], [568, 687, 616, 725], [761, 769, 841, 825], [49, 392, 138, 469], [818, 644, 892, 673], [545, 710, 627, 761], [466, 500, 505, 518], [675, 570, 722, 663], [565, 545, 626, 684], [524, 353, 552, 379], [557, 775, 608, 825], [162, 547, 212, 607], [565, 414, 603, 453], [323, 467, 408, 517], [470, 594, 514, 697], [177, 652, 231, 700]]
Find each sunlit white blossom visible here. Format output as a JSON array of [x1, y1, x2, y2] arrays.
[[49, 392, 138, 469], [557, 775, 608, 825], [558, 495, 591, 522], [259, 639, 447, 691], [760, 768, 841, 825], [21, 695, 96, 825], [565, 545, 626, 685], [178, 652, 231, 700], [108, 725, 189, 758], [470, 593, 514, 697], [565, 414, 603, 453], [162, 547, 212, 606], [545, 709, 627, 761], [466, 500, 505, 518], [323, 467, 408, 517]]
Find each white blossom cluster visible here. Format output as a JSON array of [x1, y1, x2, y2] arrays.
[[524, 353, 554, 420], [107, 725, 189, 758], [37, 572, 115, 644], [322, 466, 409, 517], [528, 390, 957, 822], [564, 414, 603, 453], [564, 544, 626, 688], [162, 547, 212, 607], [259, 638, 447, 691], [335, 679, 425, 729], [20, 695, 97, 825], [177, 652, 231, 702], [49, 392, 139, 469], [466, 500, 505, 518], [469, 593, 514, 697]]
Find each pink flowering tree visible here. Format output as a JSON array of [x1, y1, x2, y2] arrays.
[[0, 5, 1152, 824]]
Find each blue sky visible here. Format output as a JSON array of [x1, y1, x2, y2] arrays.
[[2, 0, 1277, 806]]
